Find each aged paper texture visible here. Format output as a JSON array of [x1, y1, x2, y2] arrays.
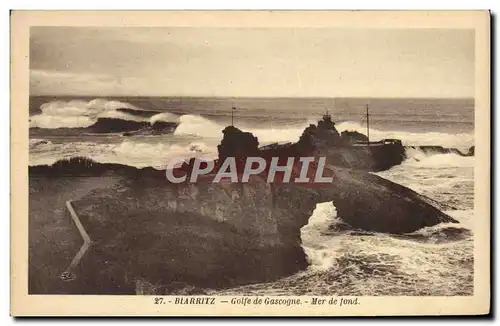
[[11, 10, 490, 316]]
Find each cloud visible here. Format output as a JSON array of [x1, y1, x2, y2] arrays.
[[30, 69, 143, 96], [29, 28, 474, 98]]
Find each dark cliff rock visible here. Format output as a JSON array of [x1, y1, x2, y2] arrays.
[[89, 118, 150, 133], [318, 142, 405, 172], [297, 116, 342, 150], [296, 116, 405, 171], [71, 176, 311, 293], [217, 126, 260, 160], [151, 120, 178, 133], [91, 118, 179, 135], [29, 157, 163, 178], [219, 122, 405, 172], [340, 130, 369, 144], [321, 166, 456, 233], [67, 163, 457, 293]]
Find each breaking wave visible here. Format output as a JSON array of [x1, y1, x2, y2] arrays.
[[29, 138, 217, 168], [150, 112, 180, 124], [376, 147, 474, 211], [174, 117, 473, 148], [29, 138, 53, 147], [403, 148, 474, 168], [173, 115, 224, 138], [301, 202, 342, 270], [30, 100, 473, 148], [217, 203, 473, 296], [336, 121, 474, 149], [174, 114, 310, 144], [29, 99, 180, 132]]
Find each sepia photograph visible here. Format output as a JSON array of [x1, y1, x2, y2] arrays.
[[11, 10, 490, 316]]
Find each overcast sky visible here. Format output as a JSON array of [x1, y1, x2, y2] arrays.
[[29, 27, 474, 98]]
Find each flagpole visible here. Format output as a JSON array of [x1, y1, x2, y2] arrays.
[[366, 104, 370, 144]]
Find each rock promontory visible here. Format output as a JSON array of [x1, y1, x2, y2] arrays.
[[65, 123, 457, 293], [29, 120, 459, 294]]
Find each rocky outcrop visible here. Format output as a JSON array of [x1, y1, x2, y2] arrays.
[[71, 176, 312, 293], [151, 120, 178, 133], [319, 142, 405, 172], [340, 130, 369, 144], [89, 118, 150, 133], [30, 122, 460, 294], [217, 126, 260, 161], [322, 166, 457, 233], [296, 115, 405, 171], [69, 163, 457, 294], [297, 115, 342, 149], [29, 156, 163, 177]]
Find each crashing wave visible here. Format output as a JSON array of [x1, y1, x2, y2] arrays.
[[174, 114, 311, 144], [150, 112, 180, 125], [336, 121, 474, 149], [403, 148, 474, 168], [173, 117, 473, 148], [29, 139, 218, 168], [29, 138, 53, 147], [29, 99, 180, 134]]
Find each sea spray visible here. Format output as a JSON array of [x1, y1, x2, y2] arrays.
[[336, 121, 474, 149], [301, 202, 341, 270], [29, 139, 217, 168], [30, 99, 180, 129]]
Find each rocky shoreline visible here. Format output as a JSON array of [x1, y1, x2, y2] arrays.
[[28, 118, 463, 294], [58, 160, 456, 294]]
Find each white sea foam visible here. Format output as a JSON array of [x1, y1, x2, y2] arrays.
[[94, 109, 146, 122], [29, 138, 53, 147], [301, 202, 341, 270], [29, 99, 180, 129], [29, 139, 217, 168], [403, 148, 474, 168], [288, 196, 473, 296], [173, 115, 224, 138], [336, 121, 474, 149], [113, 140, 215, 162], [174, 114, 306, 143], [30, 115, 96, 129], [150, 112, 180, 124], [174, 116, 473, 148], [444, 209, 474, 229]]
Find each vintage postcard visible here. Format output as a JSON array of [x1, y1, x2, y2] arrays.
[[11, 10, 490, 316]]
